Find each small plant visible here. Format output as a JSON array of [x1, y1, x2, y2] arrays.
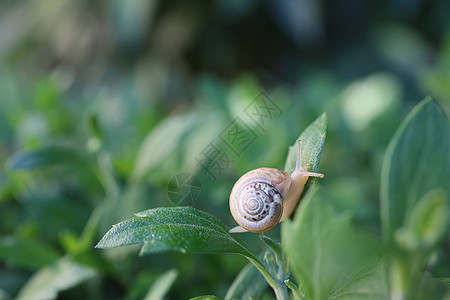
[[96, 98, 450, 300]]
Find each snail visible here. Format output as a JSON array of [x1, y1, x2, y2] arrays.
[[229, 140, 324, 233]]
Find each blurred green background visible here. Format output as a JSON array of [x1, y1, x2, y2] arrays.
[[0, 0, 449, 299]]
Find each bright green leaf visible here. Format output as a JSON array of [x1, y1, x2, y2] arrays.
[[381, 97, 450, 245], [408, 189, 449, 248], [96, 207, 256, 258], [284, 113, 327, 196], [283, 190, 383, 300], [143, 269, 178, 300], [16, 257, 96, 300], [329, 260, 388, 300], [284, 279, 304, 300]]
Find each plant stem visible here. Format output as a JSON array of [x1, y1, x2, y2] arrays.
[[246, 256, 289, 300], [273, 283, 290, 300]]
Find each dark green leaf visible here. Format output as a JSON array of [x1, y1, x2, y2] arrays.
[[0, 289, 10, 300], [96, 207, 256, 258], [86, 112, 103, 140], [0, 237, 61, 269], [381, 97, 450, 245], [6, 147, 86, 170]]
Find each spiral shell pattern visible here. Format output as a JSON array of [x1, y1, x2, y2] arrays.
[[230, 168, 291, 232]]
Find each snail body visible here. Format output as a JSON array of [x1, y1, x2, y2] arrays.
[[229, 140, 324, 233]]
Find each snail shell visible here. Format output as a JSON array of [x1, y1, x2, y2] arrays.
[[229, 168, 290, 233], [229, 140, 324, 233]]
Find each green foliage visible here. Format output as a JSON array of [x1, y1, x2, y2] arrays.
[[143, 269, 178, 300], [225, 263, 268, 300], [96, 115, 330, 299], [0, 238, 60, 270], [283, 190, 386, 300], [189, 296, 222, 300], [381, 98, 450, 245], [381, 97, 450, 299], [284, 113, 327, 195], [96, 206, 255, 258], [16, 257, 96, 300], [1, 2, 450, 298], [407, 189, 448, 248], [7, 147, 88, 170]]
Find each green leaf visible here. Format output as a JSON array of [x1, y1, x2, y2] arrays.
[[130, 113, 198, 182], [282, 190, 383, 300], [381, 97, 450, 246], [16, 257, 96, 300], [329, 260, 388, 300], [284, 279, 304, 300], [225, 263, 268, 300], [143, 269, 178, 300], [6, 147, 87, 170], [260, 235, 287, 274], [0, 237, 61, 269], [395, 189, 449, 251], [189, 296, 222, 300], [86, 111, 103, 141], [407, 189, 449, 248], [260, 235, 284, 262], [96, 207, 256, 258], [284, 113, 327, 196]]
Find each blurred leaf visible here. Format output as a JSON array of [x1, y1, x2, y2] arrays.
[[16, 256, 96, 300], [131, 113, 198, 182], [405, 273, 449, 300], [86, 112, 102, 139], [0, 237, 60, 269], [143, 269, 178, 300], [381, 97, 450, 246], [0, 289, 10, 300], [96, 207, 256, 258], [407, 189, 449, 249], [60, 205, 104, 255], [284, 279, 303, 300], [225, 263, 268, 300], [329, 260, 388, 300], [340, 73, 401, 131], [189, 296, 222, 300], [6, 146, 87, 170], [109, 0, 158, 48], [282, 190, 383, 300], [284, 113, 327, 196]]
